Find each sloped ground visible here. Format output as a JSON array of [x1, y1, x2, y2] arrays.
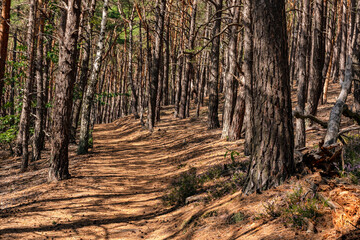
[[0, 82, 359, 239]]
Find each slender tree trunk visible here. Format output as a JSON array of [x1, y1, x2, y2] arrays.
[[222, 0, 240, 139], [15, 0, 37, 172], [243, 0, 253, 155], [244, 0, 294, 194], [207, 0, 222, 129], [179, 0, 197, 119], [0, 0, 10, 113], [33, 0, 46, 161], [148, 0, 166, 131], [306, 0, 325, 117], [48, 0, 82, 181], [70, 0, 96, 141], [78, 0, 108, 154], [353, 2, 360, 112], [295, 0, 310, 148]]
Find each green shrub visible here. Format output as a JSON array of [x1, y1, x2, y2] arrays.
[[164, 168, 200, 206]]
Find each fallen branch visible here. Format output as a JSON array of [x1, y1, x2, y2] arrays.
[[343, 104, 360, 125], [293, 111, 328, 128]]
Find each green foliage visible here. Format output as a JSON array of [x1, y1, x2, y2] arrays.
[[261, 186, 324, 230], [227, 212, 246, 224], [202, 210, 218, 219], [224, 148, 240, 163], [0, 115, 20, 153], [336, 135, 360, 182], [282, 186, 320, 229], [163, 168, 200, 206]]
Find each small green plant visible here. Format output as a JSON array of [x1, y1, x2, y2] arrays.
[[202, 210, 218, 219], [224, 148, 240, 163], [260, 186, 324, 230], [263, 201, 281, 218], [227, 212, 246, 224], [282, 186, 321, 229], [163, 168, 200, 206]]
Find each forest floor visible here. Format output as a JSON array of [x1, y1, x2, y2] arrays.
[[1, 83, 360, 239]]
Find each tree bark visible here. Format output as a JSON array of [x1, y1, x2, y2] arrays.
[[244, 0, 294, 194], [33, 0, 46, 161], [0, 0, 11, 113], [295, 0, 310, 148], [324, 56, 352, 146], [15, 0, 37, 172], [49, 0, 82, 181], [147, 0, 166, 131], [179, 0, 197, 119], [221, 0, 240, 139], [306, 0, 325, 117], [207, 0, 222, 129], [78, 0, 108, 154]]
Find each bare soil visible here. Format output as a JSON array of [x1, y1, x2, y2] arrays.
[[1, 82, 360, 239]]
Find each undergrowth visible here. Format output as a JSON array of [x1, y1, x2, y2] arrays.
[[163, 150, 248, 206], [261, 186, 324, 230], [339, 135, 360, 183]]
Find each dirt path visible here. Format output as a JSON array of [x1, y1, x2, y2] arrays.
[[0, 84, 352, 239], [0, 108, 239, 239]]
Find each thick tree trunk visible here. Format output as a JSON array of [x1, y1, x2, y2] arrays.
[[244, 0, 294, 194], [207, 0, 222, 129], [0, 0, 10, 112], [49, 0, 82, 181], [221, 0, 240, 139], [78, 0, 108, 154]]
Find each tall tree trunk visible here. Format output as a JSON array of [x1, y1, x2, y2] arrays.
[[244, 0, 294, 194], [306, 0, 325, 117], [78, 0, 108, 154], [0, 0, 10, 113], [221, 0, 240, 139], [243, 0, 253, 155], [48, 0, 82, 181], [207, 0, 222, 129], [179, 0, 197, 119], [15, 0, 37, 172], [353, 2, 360, 112], [33, 0, 46, 161], [147, 0, 166, 131], [127, 7, 139, 119], [295, 0, 310, 148], [70, 0, 96, 141]]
